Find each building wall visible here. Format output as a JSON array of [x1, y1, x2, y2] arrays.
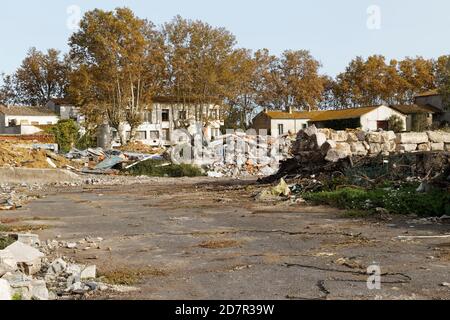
[[270, 119, 309, 138], [112, 102, 224, 146], [252, 113, 271, 134], [360, 105, 406, 131]]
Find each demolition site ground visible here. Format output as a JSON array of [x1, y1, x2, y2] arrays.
[[1, 177, 450, 300]]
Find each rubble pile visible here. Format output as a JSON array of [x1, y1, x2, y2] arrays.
[[116, 141, 164, 155], [263, 126, 450, 185], [181, 132, 295, 178], [0, 233, 126, 300], [0, 141, 68, 169]]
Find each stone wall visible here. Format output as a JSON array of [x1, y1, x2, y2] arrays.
[[292, 126, 450, 163]]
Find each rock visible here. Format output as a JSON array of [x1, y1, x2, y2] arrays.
[[48, 258, 67, 275], [347, 132, 359, 143], [66, 242, 77, 249], [325, 149, 349, 163], [356, 130, 366, 141], [318, 128, 332, 139], [207, 171, 224, 178], [445, 144, 450, 152], [80, 265, 96, 280], [17, 234, 40, 247], [320, 140, 337, 155], [331, 131, 348, 142], [5, 242, 44, 275], [369, 143, 382, 155], [431, 143, 445, 151], [381, 141, 396, 153], [66, 264, 83, 276], [2, 272, 32, 300], [350, 142, 368, 156], [427, 131, 450, 143], [312, 133, 327, 149], [381, 131, 396, 143], [417, 143, 431, 152], [396, 132, 429, 144], [335, 142, 351, 154], [30, 279, 49, 300], [367, 132, 382, 143], [0, 279, 12, 300], [396, 144, 418, 152], [0, 249, 18, 276], [303, 125, 318, 137]]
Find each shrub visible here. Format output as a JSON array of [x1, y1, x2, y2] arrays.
[[127, 159, 204, 177], [388, 115, 405, 133], [46, 119, 79, 153], [304, 185, 450, 217]]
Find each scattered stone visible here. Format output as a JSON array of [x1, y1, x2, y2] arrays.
[[66, 243, 77, 249], [0, 249, 18, 276], [80, 265, 96, 280]]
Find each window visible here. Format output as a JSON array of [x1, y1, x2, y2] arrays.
[[302, 124, 308, 129], [150, 131, 160, 140], [278, 124, 284, 135], [162, 129, 170, 141], [179, 110, 187, 120], [162, 109, 170, 122], [211, 128, 220, 139], [135, 131, 147, 140], [211, 109, 219, 120]]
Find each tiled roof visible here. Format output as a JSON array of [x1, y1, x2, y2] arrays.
[[415, 89, 439, 98], [265, 110, 324, 120], [309, 106, 380, 122], [390, 104, 440, 114], [0, 105, 57, 116]]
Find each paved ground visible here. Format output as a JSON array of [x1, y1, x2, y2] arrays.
[[2, 177, 450, 300]]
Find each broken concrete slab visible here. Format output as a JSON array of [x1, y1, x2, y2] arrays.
[[0, 279, 12, 300], [80, 265, 96, 280], [47, 258, 67, 275], [396, 132, 429, 144], [427, 131, 450, 143], [0, 249, 18, 276], [0, 168, 81, 184], [30, 279, 49, 300], [17, 234, 40, 247], [5, 241, 44, 275]]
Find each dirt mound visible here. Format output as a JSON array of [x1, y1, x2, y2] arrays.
[[116, 141, 164, 154]]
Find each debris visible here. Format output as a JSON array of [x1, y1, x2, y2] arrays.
[[80, 265, 97, 279], [0, 279, 12, 300], [5, 241, 44, 275], [397, 234, 450, 240], [17, 234, 41, 247], [0, 249, 18, 276]]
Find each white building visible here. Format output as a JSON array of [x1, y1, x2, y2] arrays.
[[0, 105, 59, 135], [252, 105, 413, 135], [112, 100, 224, 147], [309, 105, 407, 131]]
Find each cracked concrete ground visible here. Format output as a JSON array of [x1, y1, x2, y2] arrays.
[[2, 177, 450, 300]]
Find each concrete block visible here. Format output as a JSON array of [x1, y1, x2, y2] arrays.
[[427, 131, 450, 143], [0, 249, 18, 276], [431, 143, 445, 151], [367, 132, 382, 143], [80, 265, 96, 280], [350, 142, 368, 156], [17, 234, 40, 247], [331, 131, 348, 142], [5, 242, 44, 275], [396, 132, 429, 144], [396, 144, 418, 152]]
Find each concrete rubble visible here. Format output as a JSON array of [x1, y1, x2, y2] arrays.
[[173, 132, 295, 178], [0, 233, 125, 300]]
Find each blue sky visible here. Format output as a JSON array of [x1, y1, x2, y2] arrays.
[[1, 0, 449, 76]]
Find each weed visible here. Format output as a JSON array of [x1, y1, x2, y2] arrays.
[[127, 159, 204, 177]]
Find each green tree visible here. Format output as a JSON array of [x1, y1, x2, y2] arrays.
[[388, 115, 405, 133], [48, 119, 80, 153]]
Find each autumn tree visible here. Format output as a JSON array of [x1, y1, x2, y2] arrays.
[[1, 48, 68, 106], [436, 55, 450, 110], [162, 16, 238, 129], [0, 74, 16, 105], [68, 7, 166, 143]]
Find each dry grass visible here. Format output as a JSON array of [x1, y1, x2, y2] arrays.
[[0, 224, 50, 233], [198, 240, 240, 249], [98, 267, 169, 286]]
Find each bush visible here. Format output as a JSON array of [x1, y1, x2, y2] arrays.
[[304, 185, 450, 217], [388, 115, 405, 133], [47, 119, 79, 153], [127, 159, 204, 177]]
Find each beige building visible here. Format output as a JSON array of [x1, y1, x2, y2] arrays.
[[414, 90, 450, 124], [252, 109, 323, 138]]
